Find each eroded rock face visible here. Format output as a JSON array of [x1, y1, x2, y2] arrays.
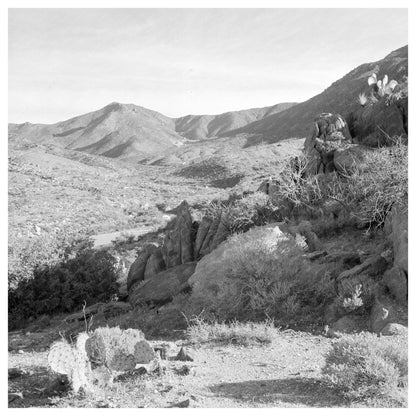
[[348, 97, 407, 147], [162, 201, 194, 268], [127, 244, 158, 292], [129, 262, 197, 306], [144, 248, 166, 280], [304, 113, 353, 175]]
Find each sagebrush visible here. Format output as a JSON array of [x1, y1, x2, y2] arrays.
[[323, 333, 408, 407]]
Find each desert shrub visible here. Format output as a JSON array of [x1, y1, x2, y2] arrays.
[[206, 191, 281, 234], [186, 316, 279, 346], [274, 139, 407, 229], [8, 230, 92, 289], [210, 233, 336, 323], [323, 333, 408, 407], [8, 241, 119, 330]]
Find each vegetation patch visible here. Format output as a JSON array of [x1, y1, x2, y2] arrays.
[[322, 332, 408, 407], [186, 317, 279, 346]]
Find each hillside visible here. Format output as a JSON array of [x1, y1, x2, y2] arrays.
[[222, 46, 408, 143], [9, 103, 186, 161], [174, 103, 296, 141], [8, 102, 297, 161]]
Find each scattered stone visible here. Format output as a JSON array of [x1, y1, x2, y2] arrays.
[[168, 398, 190, 408], [380, 323, 408, 336], [175, 346, 195, 362], [173, 365, 192, 376]]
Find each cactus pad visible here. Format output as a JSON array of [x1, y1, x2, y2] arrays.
[[134, 340, 155, 364], [109, 351, 136, 372], [48, 340, 75, 375]]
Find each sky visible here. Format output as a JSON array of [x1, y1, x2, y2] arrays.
[[8, 8, 408, 124]]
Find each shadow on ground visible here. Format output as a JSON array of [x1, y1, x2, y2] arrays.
[[210, 377, 346, 407]]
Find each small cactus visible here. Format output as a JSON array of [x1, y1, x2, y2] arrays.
[[48, 326, 155, 393]]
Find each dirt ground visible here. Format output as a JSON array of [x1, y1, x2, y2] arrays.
[[8, 329, 350, 408]]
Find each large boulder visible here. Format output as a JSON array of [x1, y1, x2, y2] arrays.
[[304, 113, 352, 175], [127, 244, 158, 292], [188, 223, 299, 312], [162, 201, 194, 268], [347, 97, 407, 147], [129, 262, 197, 306]]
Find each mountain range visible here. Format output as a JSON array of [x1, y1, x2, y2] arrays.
[[9, 45, 408, 161]]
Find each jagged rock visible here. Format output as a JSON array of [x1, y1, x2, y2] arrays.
[[194, 216, 213, 259], [304, 113, 352, 175], [175, 347, 195, 362], [127, 244, 157, 291], [144, 247, 166, 280], [347, 97, 407, 147], [380, 323, 408, 336], [369, 298, 397, 333], [168, 398, 190, 408], [199, 212, 222, 257], [129, 262, 197, 306], [162, 201, 194, 268], [333, 145, 369, 175], [382, 266, 407, 302]]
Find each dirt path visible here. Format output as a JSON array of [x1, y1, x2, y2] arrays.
[[8, 331, 347, 408]]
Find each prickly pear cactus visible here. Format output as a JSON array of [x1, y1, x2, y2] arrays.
[[48, 326, 154, 393], [134, 340, 155, 364], [85, 326, 155, 370], [48, 332, 94, 393], [48, 339, 75, 375]]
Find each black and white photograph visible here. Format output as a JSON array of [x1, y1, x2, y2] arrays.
[[5, 1, 411, 409]]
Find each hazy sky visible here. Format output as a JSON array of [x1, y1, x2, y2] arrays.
[[9, 8, 408, 123]]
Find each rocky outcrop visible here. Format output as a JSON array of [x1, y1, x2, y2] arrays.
[[127, 244, 158, 291], [162, 201, 194, 268], [304, 113, 352, 175], [144, 247, 166, 280], [347, 96, 407, 147], [129, 262, 197, 306]]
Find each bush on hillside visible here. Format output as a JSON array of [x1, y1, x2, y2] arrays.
[[323, 333, 408, 407], [8, 241, 119, 330], [206, 191, 281, 234], [199, 232, 338, 323], [8, 230, 92, 289], [275, 139, 407, 229]]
